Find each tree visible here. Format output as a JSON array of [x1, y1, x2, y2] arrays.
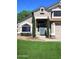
[[46, 18, 50, 38], [32, 12, 36, 38], [17, 10, 31, 23]]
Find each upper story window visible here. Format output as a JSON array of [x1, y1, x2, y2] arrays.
[[40, 8, 44, 15], [54, 11, 61, 16], [41, 9, 44, 11], [40, 7, 45, 12]]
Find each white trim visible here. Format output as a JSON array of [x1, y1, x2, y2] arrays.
[[18, 21, 32, 34], [52, 10, 61, 18], [21, 32, 31, 33], [35, 16, 48, 19], [51, 23, 55, 35], [19, 21, 32, 27], [17, 31, 31, 34], [53, 17, 61, 18], [52, 7, 61, 11]]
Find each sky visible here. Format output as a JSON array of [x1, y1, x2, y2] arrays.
[[17, 0, 60, 13]]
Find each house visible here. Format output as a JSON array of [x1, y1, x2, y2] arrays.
[[17, 1, 61, 39]]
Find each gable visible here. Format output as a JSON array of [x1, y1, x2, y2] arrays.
[[52, 7, 61, 11], [34, 7, 50, 19], [47, 1, 61, 11]]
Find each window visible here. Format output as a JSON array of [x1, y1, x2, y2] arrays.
[[22, 27, 30, 32], [22, 24, 30, 32], [41, 9, 44, 11], [40, 13, 44, 14], [40, 8, 44, 15], [54, 11, 61, 16]]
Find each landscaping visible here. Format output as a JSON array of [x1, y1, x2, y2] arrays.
[[17, 40, 61, 59]]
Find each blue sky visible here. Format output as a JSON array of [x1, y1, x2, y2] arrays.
[[17, 0, 60, 13]]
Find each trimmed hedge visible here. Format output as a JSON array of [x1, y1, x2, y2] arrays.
[[46, 18, 50, 38], [32, 12, 36, 37]]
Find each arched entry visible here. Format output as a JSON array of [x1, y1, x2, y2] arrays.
[[36, 19, 49, 37]]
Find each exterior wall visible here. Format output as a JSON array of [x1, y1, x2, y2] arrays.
[[55, 24, 61, 39], [34, 7, 51, 19], [50, 6, 61, 39], [50, 21, 61, 39], [50, 7, 61, 21], [19, 17, 32, 25], [54, 21, 61, 39], [17, 17, 32, 34], [25, 17, 32, 24], [17, 25, 22, 34], [51, 18, 61, 21]]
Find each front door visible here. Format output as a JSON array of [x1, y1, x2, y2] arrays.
[[36, 19, 47, 36], [39, 27, 46, 36]]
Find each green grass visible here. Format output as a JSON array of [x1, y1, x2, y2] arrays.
[[17, 40, 61, 59]]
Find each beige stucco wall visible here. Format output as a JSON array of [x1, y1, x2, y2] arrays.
[[54, 21, 61, 39], [50, 21, 61, 39], [55, 25, 61, 39], [22, 17, 32, 24], [26, 17, 32, 23], [34, 7, 51, 19], [17, 17, 32, 34]]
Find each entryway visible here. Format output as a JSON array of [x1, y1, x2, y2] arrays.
[[36, 19, 47, 37], [39, 27, 46, 36]]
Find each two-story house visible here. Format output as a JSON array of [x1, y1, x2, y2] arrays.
[[17, 1, 61, 39]]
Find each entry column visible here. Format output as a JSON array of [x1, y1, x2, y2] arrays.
[[51, 23, 55, 39]]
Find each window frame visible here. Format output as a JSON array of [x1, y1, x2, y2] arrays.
[[53, 11, 61, 17], [22, 24, 30, 32]]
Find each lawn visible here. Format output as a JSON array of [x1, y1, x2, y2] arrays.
[[17, 40, 61, 59]]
